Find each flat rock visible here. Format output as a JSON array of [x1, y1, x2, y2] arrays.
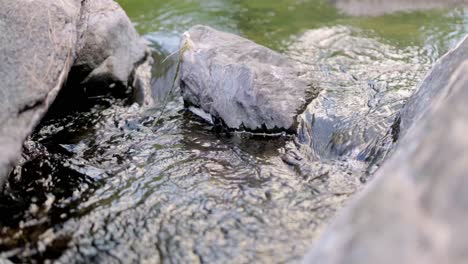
[[303, 36, 468, 264], [179, 25, 312, 133]]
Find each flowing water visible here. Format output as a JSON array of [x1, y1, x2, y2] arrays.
[[1, 1, 467, 263]]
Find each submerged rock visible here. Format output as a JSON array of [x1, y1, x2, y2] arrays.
[[291, 27, 427, 161], [179, 25, 313, 133], [0, 0, 151, 186], [303, 36, 468, 264]]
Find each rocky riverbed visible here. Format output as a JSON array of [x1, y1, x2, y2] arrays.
[[0, 0, 467, 263]]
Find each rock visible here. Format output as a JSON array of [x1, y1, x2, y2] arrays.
[[132, 56, 154, 106], [73, 0, 152, 95], [303, 39, 468, 264], [399, 35, 468, 136], [291, 27, 426, 161], [0, 0, 81, 187], [0, 258, 13, 264], [179, 25, 313, 133], [330, 0, 467, 16], [0, 0, 151, 186]]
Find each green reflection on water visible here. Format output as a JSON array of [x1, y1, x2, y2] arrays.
[[117, 0, 466, 54]]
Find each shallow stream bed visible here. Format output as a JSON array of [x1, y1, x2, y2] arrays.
[[1, 1, 467, 263]]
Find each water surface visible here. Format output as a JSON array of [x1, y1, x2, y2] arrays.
[[0, 1, 467, 263]]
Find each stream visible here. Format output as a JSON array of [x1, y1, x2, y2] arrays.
[[1, 1, 467, 263]]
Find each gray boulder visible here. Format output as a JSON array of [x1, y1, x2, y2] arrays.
[[0, 0, 151, 186], [74, 0, 151, 93], [303, 37, 468, 264], [399, 35, 468, 135], [179, 25, 312, 133], [0, 0, 81, 187]]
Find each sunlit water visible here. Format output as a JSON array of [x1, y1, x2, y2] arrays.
[[1, 1, 467, 263]]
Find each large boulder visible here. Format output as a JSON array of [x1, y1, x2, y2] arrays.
[[303, 36, 468, 264], [179, 25, 313, 133], [399, 35, 468, 135], [0, 0, 81, 187], [0, 0, 151, 186]]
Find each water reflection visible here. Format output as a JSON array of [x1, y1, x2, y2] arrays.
[[120, 0, 467, 54]]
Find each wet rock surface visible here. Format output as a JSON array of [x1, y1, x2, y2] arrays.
[[0, 0, 81, 187], [304, 37, 468, 264], [289, 26, 428, 163], [179, 25, 313, 133], [1, 3, 467, 263], [0, 0, 151, 185], [0, 23, 438, 263]]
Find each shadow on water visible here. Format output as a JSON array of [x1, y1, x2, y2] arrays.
[[1, 1, 467, 263]]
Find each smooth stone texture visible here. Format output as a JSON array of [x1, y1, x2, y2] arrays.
[[74, 0, 151, 92], [0, 0, 151, 186], [303, 46, 468, 264], [0, 0, 81, 187], [330, 0, 467, 16], [179, 25, 312, 133], [399, 35, 468, 136]]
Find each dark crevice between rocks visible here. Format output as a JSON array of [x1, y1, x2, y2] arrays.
[[391, 116, 401, 143], [45, 63, 135, 120]]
